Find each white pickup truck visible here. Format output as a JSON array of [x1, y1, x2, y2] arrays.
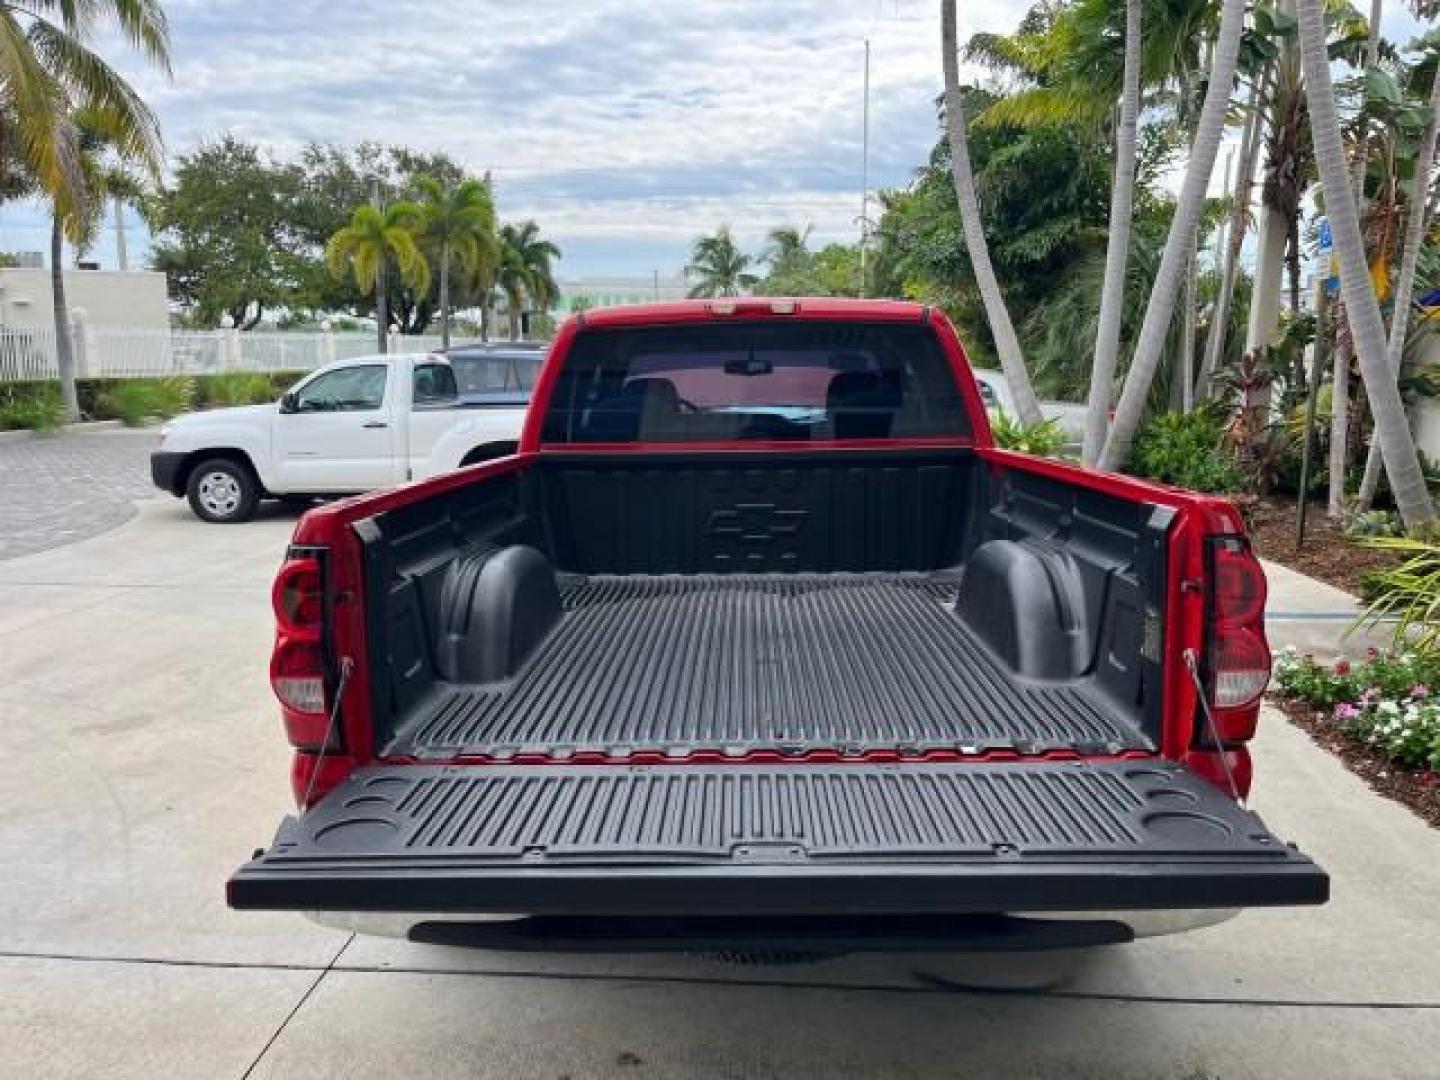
[[151, 353, 527, 523]]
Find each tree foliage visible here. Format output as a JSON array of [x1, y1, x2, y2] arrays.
[[148, 139, 561, 335]]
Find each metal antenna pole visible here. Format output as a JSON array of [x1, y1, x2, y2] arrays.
[[113, 196, 128, 272], [859, 37, 871, 298]]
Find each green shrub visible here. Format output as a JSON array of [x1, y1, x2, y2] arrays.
[[1355, 536, 1440, 654], [104, 376, 194, 427], [1343, 510, 1403, 540], [990, 413, 1068, 457], [197, 371, 278, 407], [1131, 408, 1248, 494], [1273, 648, 1440, 771], [0, 381, 65, 431], [75, 371, 306, 420]]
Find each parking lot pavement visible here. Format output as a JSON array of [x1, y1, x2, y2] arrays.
[[0, 429, 160, 560], [2, 498, 1439, 1079]]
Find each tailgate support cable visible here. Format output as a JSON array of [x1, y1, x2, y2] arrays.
[[1182, 648, 1245, 809], [301, 656, 354, 811]]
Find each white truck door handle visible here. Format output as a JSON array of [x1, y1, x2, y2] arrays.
[[362, 421, 388, 429]]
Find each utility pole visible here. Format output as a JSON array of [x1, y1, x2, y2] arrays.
[[653, 269, 660, 301], [859, 37, 871, 298], [113, 196, 128, 272], [371, 177, 388, 354]]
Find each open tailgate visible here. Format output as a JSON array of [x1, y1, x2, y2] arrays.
[[228, 761, 1326, 915]]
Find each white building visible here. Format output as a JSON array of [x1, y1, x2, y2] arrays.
[[552, 275, 690, 313], [0, 266, 170, 379], [0, 266, 169, 334]]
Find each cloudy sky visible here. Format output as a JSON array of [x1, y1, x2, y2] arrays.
[[0, 0, 1427, 282], [0, 0, 1032, 279]]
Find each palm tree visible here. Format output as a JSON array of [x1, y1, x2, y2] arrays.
[[1098, 0, 1248, 471], [1354, 46, 1440, 509], [1296, 0, 1432, 527], [0, 1, 168, 209], [1196, 68, 1269, 401], [1327, 0, 1384, 517], [496, 220, 560, 340], [685, 226, 757, 298], [0, 3, 170, 420], [941, 0, 1043, 427], [763, 224, 811, 275], [326, 203, 431, 352], [1080, 0, 1142, 465], [47, 104, 162, 420], [414, 176, 496, 350]]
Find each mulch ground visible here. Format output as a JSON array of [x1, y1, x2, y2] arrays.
[[1245, 496, 1399, 594], [1270, 694, 1440, 829]]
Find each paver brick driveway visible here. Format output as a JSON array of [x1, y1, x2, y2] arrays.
[[0, 429, 158, 560]]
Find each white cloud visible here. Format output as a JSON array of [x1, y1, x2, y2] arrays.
[[0, 0, 1038, 276]]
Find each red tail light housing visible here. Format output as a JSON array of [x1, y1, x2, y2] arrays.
[[271, 636, 334, 750], [1201, 537, 1270, 744], [273, 557, 323, 640]]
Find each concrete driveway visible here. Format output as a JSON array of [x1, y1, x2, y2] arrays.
[[2, 493, 1439, 1079]]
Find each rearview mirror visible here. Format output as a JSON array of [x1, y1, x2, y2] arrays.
[[723, 356, 773, 377], [278, 391, 298, 414]]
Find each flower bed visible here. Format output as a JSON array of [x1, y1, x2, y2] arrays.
[[1271, 648, 1440, 827]]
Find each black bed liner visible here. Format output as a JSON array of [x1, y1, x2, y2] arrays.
[[228, 761, 1328, 914], [389, 573, 1151, 760]]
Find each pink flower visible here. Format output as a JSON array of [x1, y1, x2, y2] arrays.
[[1411, 685, 1430, 699], [1334, 659, 1351, 677], [1360, 688, 1380, 704], [1334, 703, 1361, 721]]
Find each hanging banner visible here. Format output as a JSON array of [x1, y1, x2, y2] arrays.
[[1316, 218, 1340, 297]]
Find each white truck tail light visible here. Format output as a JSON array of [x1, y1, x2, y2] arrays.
[[272, 638, 325, 715], [1212, 626, 1270, 708]]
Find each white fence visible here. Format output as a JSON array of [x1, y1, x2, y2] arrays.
[[0, 326, 450, 381]]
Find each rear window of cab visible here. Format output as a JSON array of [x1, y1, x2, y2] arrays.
[[539, 321, 971, 444]]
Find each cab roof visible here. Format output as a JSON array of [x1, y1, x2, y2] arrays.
[[572, 297, 929, 329]]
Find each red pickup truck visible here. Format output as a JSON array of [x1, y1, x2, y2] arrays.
[[229, 298, 1326, 953]]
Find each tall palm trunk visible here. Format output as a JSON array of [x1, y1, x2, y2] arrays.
[[1247, 188, 1289, 361], [1181, 236, 1198, 412], [50, 214, 79, 422], [942, 0, 1042, 427], [1196, 71, 1267, 400], [1355, 57, 1440, 509], [375, 257, 389, 354], [1328, 330, 1352, 519], [1248, 2, 1301, 390], [438, 240, 452, 351], [1081, 0, 1142, 464], [1297, 0, 1432, 527], [1098, 0, 1247, 471], [1327, 0, 1383, 517]]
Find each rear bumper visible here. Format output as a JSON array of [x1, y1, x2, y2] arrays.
[[230, 856, 1325, 916], [303, 907, 1239, 951], [228, 762, 1329, 919], [150, 451, 186, 495]]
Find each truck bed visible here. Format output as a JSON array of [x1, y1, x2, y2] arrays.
[[389, 572, 1153, 761]]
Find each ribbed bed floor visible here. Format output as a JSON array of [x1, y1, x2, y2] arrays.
[[391, 573, 1152, 759]]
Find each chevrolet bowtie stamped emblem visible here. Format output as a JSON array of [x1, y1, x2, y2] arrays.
[[706, 502, 807, 543]]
